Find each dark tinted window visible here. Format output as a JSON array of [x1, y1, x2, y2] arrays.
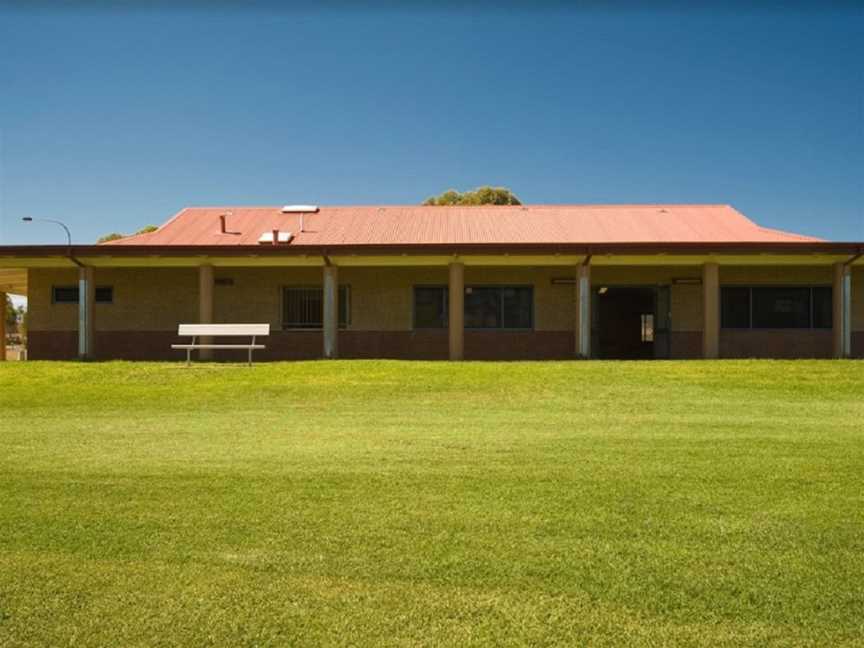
[[95, 287, 113, 303], [282, 286, 349, 329], [414, 286, 448, 328], [501, 286, 533, 329], [721, 287, 750, 328], [752, 287, 810, 329], [52, 286, 79, 304], [52, 286, 113, 304], [465, 287, 501, 328], [465, 286, 533, 330], [812, 287, 833, 329]]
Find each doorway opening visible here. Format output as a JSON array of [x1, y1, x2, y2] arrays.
[[594, 286, 670, 359]]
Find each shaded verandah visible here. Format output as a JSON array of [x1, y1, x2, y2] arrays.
[[1, 244, 860, 361]]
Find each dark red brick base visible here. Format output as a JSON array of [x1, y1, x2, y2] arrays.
[[27, 329, 575, 361], [720, 330, 833, 359], [27, 329, 860, 361], [670, 332, 702, 359], [853, 332, 864, 359]]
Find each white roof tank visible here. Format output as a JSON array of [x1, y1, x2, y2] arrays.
[[281, 205, 319, 213]]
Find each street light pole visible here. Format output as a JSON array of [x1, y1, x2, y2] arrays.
[[22, 217, 73, 248], [21, 216, 93, 359]]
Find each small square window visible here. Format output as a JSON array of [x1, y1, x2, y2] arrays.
[[52, 286, 113, 304]]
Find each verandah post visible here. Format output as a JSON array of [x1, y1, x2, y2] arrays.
[[575, 261, 591, 359], [833, 262, 851, 358], [448, 261, 464, 360], [198, 264, 214, 360], [702, 262, 719, 359], [323, 264, 339, 359], [78, 266, 95, 360]]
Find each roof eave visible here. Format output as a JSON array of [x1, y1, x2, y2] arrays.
[[1, 242, 863, 257]]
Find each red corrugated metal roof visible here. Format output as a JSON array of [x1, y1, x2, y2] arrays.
[[102, 204, 822, 247]]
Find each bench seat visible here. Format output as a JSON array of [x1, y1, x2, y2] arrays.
[[173, 323, 270, 365], [171, 344, 267, 350]]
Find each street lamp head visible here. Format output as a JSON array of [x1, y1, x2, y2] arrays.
[[22, 217, 33, 222]]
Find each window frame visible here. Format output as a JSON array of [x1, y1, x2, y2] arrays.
[[412, 285, 449, 329], [720, 285, 832, 330], [411, 284, 535, 331], [281, 284, 350, 330], [51, 285, 114, 305]]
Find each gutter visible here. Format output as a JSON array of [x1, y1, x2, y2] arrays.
[[2, 241, 864, 259]]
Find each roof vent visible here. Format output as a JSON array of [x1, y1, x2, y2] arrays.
[[258, 230, 293, 245], [281, 205, 319, 213]]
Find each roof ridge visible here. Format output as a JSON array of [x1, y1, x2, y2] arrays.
[[178, 203, 735, 210]]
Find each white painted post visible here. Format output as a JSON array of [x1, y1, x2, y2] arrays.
[[78, 266, 95, 360], [198, 265, 214, 360], [323, 265, 339, 359], [575, 263, 591, 359], [834, 262, 851, 358]]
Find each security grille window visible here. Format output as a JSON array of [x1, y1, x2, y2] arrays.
[[282, 286, 349, 329], [720, 286, 832, 329], [52, 286, 113, 304], [414, 286, 448, 328]]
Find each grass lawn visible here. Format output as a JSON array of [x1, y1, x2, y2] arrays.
[[1, 360, 863, 647]]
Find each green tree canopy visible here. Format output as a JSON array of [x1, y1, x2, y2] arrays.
[[97, 233, 125, 244], [423, 186, 521, 206], [96, 225, 158, 244], [5, 294, 16, 329]]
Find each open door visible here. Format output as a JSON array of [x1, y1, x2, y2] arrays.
[[596, 287, 656, 359]]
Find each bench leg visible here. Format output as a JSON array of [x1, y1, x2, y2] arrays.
[[248, 347, 252, 367], [186, 348, 191, 367]]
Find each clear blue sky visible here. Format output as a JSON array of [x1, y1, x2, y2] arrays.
[[1, 3, 862, 246]]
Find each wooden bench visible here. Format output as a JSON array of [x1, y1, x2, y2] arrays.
[[171, 324, 269, 365]]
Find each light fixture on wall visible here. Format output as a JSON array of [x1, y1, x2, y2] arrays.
[[598, 286, 608, 295]]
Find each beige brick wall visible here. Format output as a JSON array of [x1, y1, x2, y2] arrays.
[[28, 268, 197, 332], [27, 263, 864, 334]]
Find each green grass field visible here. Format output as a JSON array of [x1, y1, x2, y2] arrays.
[[1, 360, 863, 647]]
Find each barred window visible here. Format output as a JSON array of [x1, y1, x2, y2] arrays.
[[282, 286, 349, 329]]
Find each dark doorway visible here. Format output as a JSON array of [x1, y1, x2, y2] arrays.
[[595, 287, 659, 359]]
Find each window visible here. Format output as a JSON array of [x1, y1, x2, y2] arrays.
[[721, 287, 750, 328], [282, 286, 349, 329], [412, 285, 534, 330], [752, 287, 810, 329], [720, 286, 832, 329], [52, 286, 113, 304], [812, 287, 833, 329], [414, 286, 448, 328]]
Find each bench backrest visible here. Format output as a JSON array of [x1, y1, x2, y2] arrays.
[[178, 324, 270, 337]]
